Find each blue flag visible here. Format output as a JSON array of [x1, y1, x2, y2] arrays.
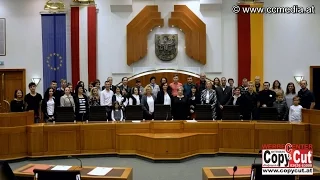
[[41, 14, 67, 92]]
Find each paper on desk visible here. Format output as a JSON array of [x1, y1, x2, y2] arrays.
[[87, 167, 113, 176], [186, 120, 197, 122], [132, 120, 141, 123], [51, 165, 72, 171]]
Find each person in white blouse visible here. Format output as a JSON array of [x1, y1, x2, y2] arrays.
[[129, 87, 141, 105], [41, 87, 57, 122], [141, 85, 156, 120], [289, 96, 303, 122], [156, 83, 172, 106], [112, 86, 123, 105]]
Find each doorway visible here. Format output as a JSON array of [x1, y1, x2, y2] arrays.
[[0, 69, 26, 112], [310, 66, 320, 110]]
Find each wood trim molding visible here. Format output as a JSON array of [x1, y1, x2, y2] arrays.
[[127, 5, 164, 65], [168, 5, 206, 64]]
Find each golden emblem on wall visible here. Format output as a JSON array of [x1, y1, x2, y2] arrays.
[[73, 0, 95, 5], [46, 53, 63, 71], [44, 0, 65, 11]]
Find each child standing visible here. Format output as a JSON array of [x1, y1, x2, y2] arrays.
[[111, 101, 123, 122], [289, 96, 303, 122], [272, 92, 288, 120]]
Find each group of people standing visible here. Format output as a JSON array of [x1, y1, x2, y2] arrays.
[[9, 73, 316, 123]]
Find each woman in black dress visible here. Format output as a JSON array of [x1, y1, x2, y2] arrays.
[[227, 87, 246, 119], [172, 86, 189, 120], [10, 89, 25, 112], [188, 85, 200, 119], [74, 85, 89, 121]]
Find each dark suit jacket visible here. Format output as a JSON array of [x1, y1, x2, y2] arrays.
[[119, 85, 131, 95], [141, 95, 156, 113], [102, 85, 116, 92], [216, 86, 232, 106], [156, 90, 173, 104]]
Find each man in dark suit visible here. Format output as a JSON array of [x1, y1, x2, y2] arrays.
[[102, 77, 116, 92], [258, 82, 276, 107], [215, 77, 233, 119], [119, 77, 131, 95]]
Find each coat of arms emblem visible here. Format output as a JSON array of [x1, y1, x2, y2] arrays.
[[155, 34, 178, 61]]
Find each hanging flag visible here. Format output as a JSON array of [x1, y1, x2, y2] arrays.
[[41, 14, 67, 92], [71, 5, 97, 87]]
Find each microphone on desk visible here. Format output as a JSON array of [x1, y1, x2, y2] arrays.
[[232, 166, 237, 180], [68, 155, 82, 168], [253, 150, 262, 164]]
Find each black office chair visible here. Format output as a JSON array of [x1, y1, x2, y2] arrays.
[[33, 169, 81, 180], [259, 107, 278, 120], [0, 161, 18, 180]]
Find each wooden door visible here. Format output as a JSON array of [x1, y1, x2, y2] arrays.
[[0, 69, 26, 112]]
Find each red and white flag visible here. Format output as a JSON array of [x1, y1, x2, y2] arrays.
[[71, 6, 97, 87]]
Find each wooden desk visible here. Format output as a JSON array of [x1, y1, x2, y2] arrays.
[[202, 166, 320, 180], [14, 164, 133, 180], [0, 118, 319, 160], [0, 111, 34, 159]]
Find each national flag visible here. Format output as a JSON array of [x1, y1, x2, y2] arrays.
[[71, 5, 97, 87]]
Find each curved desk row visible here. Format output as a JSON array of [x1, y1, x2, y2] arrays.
[[0, 110, 319, 160]]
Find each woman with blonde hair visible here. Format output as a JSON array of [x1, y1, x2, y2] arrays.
[[141, 85, 156, 120], [88, 87, 100, 106], [172, 86, 189, 120]]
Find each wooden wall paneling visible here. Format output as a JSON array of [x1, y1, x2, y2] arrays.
[[127, 72, 201, 87], [150, 121, 183, 133], [171, 11, 200, 60], [310, 124, 320, 157], [197, 134, 219, 154], [254, 123, 292, 152], [0, 126, 27, 159], [183, 121, 218, 133], [127, 6, 157, 65], [0, 111, 34, 127], [115, 122, 150, 133], [168, 5, 206, 64], [80, 123, 116, 154], [174, 5, 206, 63], [218, 122, 255, 153], [43, 124, 80, 156], [27, 124, 44, 157], [127, 5, 164, 65], [292, 123, 310, 144], [116, 134, 137, 154], [168, 18, 193, 58]]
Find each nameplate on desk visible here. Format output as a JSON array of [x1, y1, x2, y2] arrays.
[[132, 120, 141, 123], [186, 120, 197, 123], [51, 165, 72, 170], [87, 167, 113, 176]]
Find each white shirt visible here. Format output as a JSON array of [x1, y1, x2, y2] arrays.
[[129, 94, 140, 105], [206, 91, 210, 104], [150, 83, 160, 97], [233, 95, 240, 105], [47, 98, 55, 116], [147, 96, 155, 113], [164, 93, 171, 106], [115, 94, 123, 104], [100, 89, 114, 106], [289, 105, 303, 122]]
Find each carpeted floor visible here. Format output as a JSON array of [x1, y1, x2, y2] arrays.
[[9, 156, 320, 180]]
